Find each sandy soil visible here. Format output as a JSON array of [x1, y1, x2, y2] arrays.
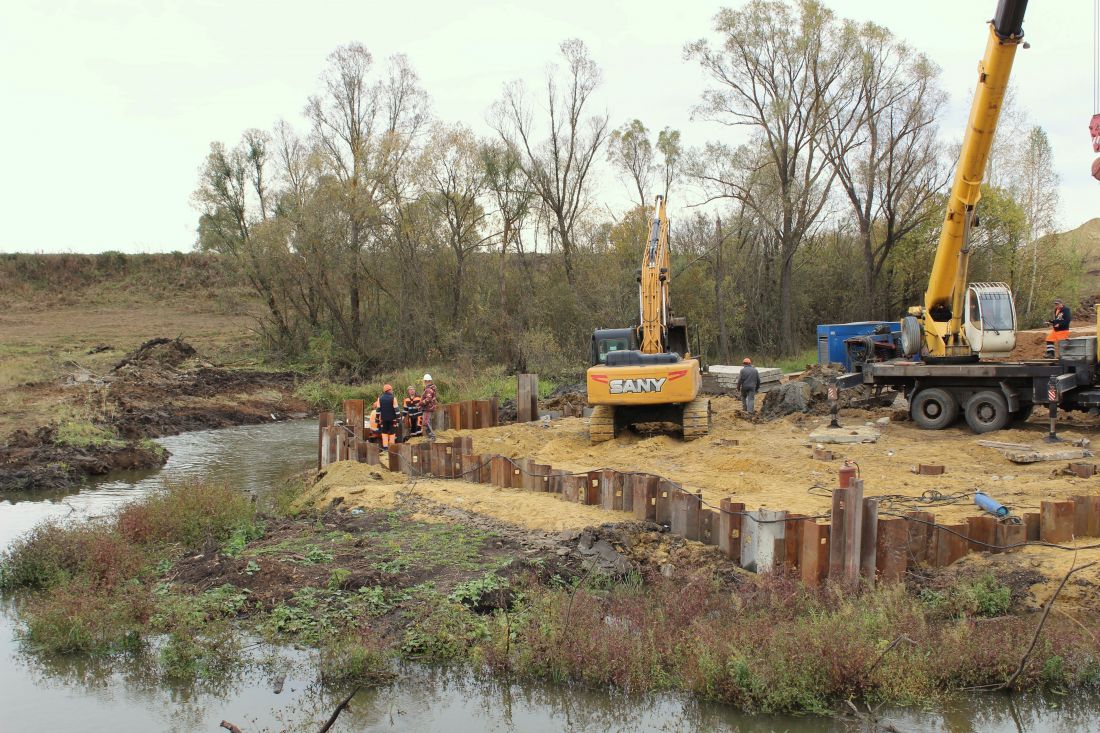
[[309, 396, 1100, 606]]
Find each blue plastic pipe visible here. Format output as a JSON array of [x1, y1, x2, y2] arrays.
[[975, 492, 1009, 518]]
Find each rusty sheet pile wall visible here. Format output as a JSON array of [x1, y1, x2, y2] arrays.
[[316, 410, 1100, 585]]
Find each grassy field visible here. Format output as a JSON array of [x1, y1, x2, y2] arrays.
[[0, 253, 264, 437]]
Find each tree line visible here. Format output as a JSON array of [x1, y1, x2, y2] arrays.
[[194, 0, 1073, 377]]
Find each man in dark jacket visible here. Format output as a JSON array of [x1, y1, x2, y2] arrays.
[[1045, 298, 1072, 358], [736, 357, 760, 414], [378, 384, 400, 448]]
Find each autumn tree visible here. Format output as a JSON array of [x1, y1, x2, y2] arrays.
[[688, 0, 851, 354], [492, 39, 609, 286], [823, 21, 947, 317]]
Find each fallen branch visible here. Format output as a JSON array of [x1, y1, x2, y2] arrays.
[[219, 722, 244, 733], [864, 634, 917, 678], [1001, 560, 1097, 691], [318, 687, 360, 733]]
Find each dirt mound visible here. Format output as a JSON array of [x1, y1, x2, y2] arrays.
[[1007, 328, 1094, 361], [112, 336, 196, 371], [540, 382, 587, 414], [758, 363, 892, 421], [0, 425, 167, 493]]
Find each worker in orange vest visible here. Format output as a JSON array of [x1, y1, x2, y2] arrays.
[[378, 384, 400, 448], [368, 400, 381, 442], [403, 386, 422, 436], [1045, 298, 1072, 358]]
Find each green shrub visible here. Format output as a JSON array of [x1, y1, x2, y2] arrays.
[[0, 520, 149, 592], [320, 634, 393, 685], [22, 579, 150, 655], [115, 480, 255, 550]]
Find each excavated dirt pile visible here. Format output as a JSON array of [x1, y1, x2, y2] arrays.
[[759, 364, 894, 421], [540, 382, 587, 415], [1, 336, 306, 492]]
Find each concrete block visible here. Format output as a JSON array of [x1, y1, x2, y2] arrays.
[[740, 509, 786, 573], [670, 492, 702, 541]]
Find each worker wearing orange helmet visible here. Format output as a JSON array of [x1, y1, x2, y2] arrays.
[[378, 384, 400, 448], [736, 357, 760, 415]]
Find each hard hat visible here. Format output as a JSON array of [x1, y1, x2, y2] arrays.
[[422, 373, 433, 381], [383, 384, 393, 392], [1054, 298, 1063, 304], [407, 386, 416, 393], [743, 358, 752, 365]]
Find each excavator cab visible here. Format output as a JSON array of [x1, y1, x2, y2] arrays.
[[590, 328, 638, 366], [964, 282, 1017, 357]]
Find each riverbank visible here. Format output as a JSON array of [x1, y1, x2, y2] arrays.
[[3, 475, 1097, 720], [0, 337, 308, 492]]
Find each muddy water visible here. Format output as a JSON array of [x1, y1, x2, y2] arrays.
[[0, 420, 1097, 732]]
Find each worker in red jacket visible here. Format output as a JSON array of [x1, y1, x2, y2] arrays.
[[420, 373, 438, 441]]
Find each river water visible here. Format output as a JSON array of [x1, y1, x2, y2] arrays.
[[0, 420, 1097, 732]]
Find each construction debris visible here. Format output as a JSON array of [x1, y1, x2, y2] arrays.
[[703, 365, 782, 395]]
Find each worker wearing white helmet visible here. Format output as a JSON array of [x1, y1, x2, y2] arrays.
[[420, 373, 438, 441]]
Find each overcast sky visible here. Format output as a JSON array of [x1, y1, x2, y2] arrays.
[[0, 0, 1094, 253]]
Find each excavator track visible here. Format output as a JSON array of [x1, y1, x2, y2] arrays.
[[589, 405, 615, 443], [681, 397, 711, 441]]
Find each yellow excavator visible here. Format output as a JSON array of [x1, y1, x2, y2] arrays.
[[586, 195, 710, 442]]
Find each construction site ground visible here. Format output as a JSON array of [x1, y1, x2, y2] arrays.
[[310, 394, 1100, 612]]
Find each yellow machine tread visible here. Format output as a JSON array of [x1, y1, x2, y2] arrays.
[[589, 405, 615, 443], [681, 397, 711, 441]]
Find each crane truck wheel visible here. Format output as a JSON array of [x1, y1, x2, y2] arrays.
[[589, 405, 616, 443], [964, 390, 1010, 434], [910, 388, 959, 430]]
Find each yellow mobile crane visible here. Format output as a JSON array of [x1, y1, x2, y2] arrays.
[[852, 0, 1100, 433], [898, 0, 1028, 362], [586, 196, 710, 442]]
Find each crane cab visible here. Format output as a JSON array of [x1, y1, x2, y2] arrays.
[[964, 282, 1017, 357]]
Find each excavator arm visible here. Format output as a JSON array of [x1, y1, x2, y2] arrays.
[[638, 195, 671, 354], [916, 0, 1027, 358]]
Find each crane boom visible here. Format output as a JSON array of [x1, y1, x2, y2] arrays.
[[919, 0, 1028, 358]]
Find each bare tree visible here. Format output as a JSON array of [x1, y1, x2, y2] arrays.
[[688, 0, 850, 354], [491, 39, 610, 286], [608, 119, 654, 208], [1018, 126, 1060, 316], [305, 44, 429, 357], [422, 124, 494, 324], [823, 22, 947, 317]]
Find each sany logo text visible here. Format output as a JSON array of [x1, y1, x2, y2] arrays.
[[609, 377, 667, 394]]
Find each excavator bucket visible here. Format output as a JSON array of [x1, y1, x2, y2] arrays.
[[1093, 156, 1100, 182]]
